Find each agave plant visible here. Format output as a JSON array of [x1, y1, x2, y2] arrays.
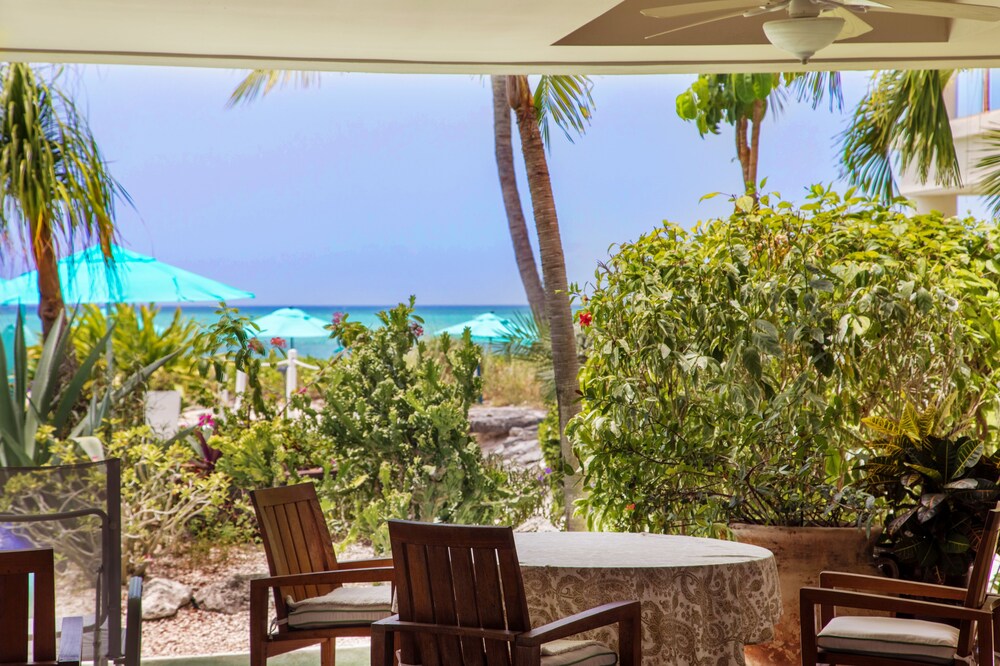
[[860, 396, 1000, 583], [0, 309, 175, 466]]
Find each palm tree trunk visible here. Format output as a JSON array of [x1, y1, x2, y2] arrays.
[[736, 116, 752, 193], [491, 76, 547, 324], [30, 220, 64, 338], [747, 100, 764, 193], [507, 75, 583, 529]]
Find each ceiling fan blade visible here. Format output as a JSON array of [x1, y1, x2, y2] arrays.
[[836, 0, 892, 8], [867, 0, 1000, 20], [642, 0, 765, 20], [744, 3, 791, 16], [644, 8, 755, 37], [825, 6, 875, 38]]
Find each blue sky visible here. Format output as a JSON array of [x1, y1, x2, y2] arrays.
[[0, 67, 960, 305]]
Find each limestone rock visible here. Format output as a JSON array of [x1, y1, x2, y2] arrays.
[[469, 406, 546, 437], [195, 572, 264, 614], [499, 426, 544, 467], [143, 578, 192, 620]]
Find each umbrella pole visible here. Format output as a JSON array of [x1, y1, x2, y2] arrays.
[[286, 349, 298, 400]]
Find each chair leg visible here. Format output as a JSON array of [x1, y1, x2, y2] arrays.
[[249, 583, 269, 666], [321, 638, 336, 666], [980, 615, 995, 666], [800, 593, 819, 666], [619, 601, 642, 666], [371, 626, 394, 666], [249, 642, 267, 666]]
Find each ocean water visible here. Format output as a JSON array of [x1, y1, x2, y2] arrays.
[[0, 304, 532, 360]]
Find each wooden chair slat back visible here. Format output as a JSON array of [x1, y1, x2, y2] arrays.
[[965, 501, 1000, 609], [0, 548, 56, 664], [388, 521, 530, 666], [251, 483, 339, 612]]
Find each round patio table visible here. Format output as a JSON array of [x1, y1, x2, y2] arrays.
[[514, 532, 781, 666]]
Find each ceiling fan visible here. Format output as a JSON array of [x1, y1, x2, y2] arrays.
[[641, 0, 1000, 63]]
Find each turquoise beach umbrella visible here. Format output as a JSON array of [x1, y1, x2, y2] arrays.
[[0, 244, 254, 305], [252, 308, 332, 348], [437, 312, 521, 344]]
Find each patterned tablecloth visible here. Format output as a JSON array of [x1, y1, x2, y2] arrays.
[[514, 532, 781, 666]]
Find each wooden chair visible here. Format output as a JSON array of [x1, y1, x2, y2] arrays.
[[371, 520, 642, 666], [0, 548, 83, 666], [800, 502, 1000, 666], [249, 482, 396, 666]]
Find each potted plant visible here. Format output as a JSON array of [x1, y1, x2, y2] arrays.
[[860, 396, 1000, 585]]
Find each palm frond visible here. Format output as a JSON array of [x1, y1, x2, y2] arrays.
[[786, 71, 844, 112], [228, 69, 322, 108], [0, 64, 128, 265], [839, 70, 959, 203], [533, 75, 595, 148]]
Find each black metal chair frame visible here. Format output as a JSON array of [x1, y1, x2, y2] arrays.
[[0, 458, 138, 666]]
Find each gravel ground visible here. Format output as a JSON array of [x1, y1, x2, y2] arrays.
[[141, 542, 373, 657]]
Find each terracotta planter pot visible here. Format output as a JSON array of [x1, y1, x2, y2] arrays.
[[730, 524, 881, 666]]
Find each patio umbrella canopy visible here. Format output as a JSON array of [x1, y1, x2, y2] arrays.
[[0, 244, 254, 305], [437, 312, 523, 344], [252, 307, 331, 347]]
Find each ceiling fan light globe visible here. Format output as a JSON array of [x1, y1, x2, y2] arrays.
[[762, 16, 846, 62]]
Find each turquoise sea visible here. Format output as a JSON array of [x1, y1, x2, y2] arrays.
[[0, 304, 532, 360]]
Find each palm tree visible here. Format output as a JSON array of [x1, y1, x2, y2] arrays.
[[491, 75, 546, 323], [0, 64, 127, 337], [838, 70, 960, 201], [506, 74, 589, 525], [491, 75, 594, 330], [676, 72, 843, 195]]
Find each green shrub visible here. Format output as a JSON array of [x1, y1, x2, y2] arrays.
[[103, 428, 230, 574], [212, 418, 332, 490], [572, 188, 1000, 535], [317, 298, 542, 549], [72, 304, 210, 415]]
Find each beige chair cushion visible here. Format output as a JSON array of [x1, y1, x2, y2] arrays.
[[395, 640, 618, 666], [817, 616, 960, 665], [540, 640, 618, 666], [285, 585, 392, 629]]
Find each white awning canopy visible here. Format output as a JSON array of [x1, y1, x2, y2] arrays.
[[2, 0, 1000, 73]]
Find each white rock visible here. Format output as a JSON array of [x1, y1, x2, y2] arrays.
[[195, 573, 263, 614], [469, 406, 546, 436], [142, 577, 192, 620]]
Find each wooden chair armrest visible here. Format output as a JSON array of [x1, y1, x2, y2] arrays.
[[337, 557, 394, 570], [801, 587, 992, 622], [123, 576, 143, 666], [516, 601, 641, 648], [250, 566, 394, 590], [372, 616, 519, 642], [819, 571, 967, 600], [57, 615, 84, 666]]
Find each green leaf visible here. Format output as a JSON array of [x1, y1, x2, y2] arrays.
[[940, 531, 971, 554], [742, 347, 762, 380], [951, 439, 983, 476]]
